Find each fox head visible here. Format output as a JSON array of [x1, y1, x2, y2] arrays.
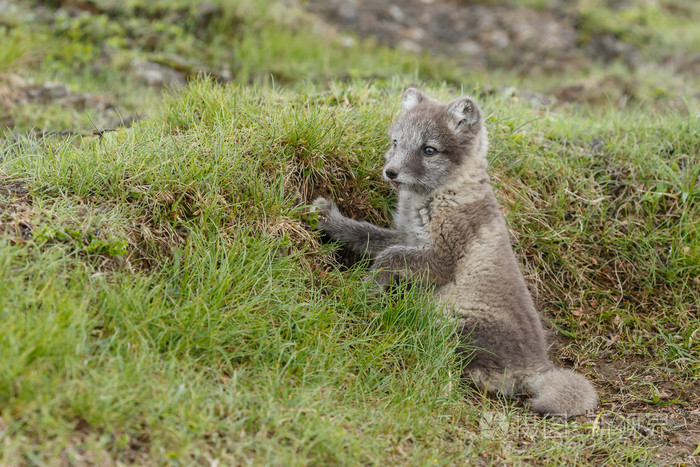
[[384, 88, 488, 194]]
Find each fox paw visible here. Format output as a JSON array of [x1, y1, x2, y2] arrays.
[[311, 197, 341, 232]]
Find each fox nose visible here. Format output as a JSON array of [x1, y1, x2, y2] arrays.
[[384, 168, 398, 180]]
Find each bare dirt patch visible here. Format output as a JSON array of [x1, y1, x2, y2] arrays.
[[0, 178, 33, 242], [306, 0, 585, 73], [593, 357, 700, 462], [551, 336, 700, 463], [304, 0, 699, 108]]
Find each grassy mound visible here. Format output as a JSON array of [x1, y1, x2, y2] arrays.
[[2, 79, 697, 463]]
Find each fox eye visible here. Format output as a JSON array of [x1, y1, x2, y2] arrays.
[[423, 146, 437, 156]]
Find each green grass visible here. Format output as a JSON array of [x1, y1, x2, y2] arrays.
[[0, 0, 461, 133], [577, 0, 700, 52], [1, 0, 699, 464], [2, 79, 697, 464], [0, 82, 457, 464]]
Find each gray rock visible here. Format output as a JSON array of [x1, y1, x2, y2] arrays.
[[27, 82, 69, 101], [130, 59, 186, 88]]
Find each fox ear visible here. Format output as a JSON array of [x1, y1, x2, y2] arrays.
[[402, 87, 425, 112], [446, 97, 482, 133]]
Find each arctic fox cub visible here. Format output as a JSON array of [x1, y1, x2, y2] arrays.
[[313, 88, 597, 417]]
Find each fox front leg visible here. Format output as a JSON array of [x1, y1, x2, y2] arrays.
[[312, 197, 401, 258], [371, 245, 454, 290]]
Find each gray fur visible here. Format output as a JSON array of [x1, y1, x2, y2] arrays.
[[313, 198, 401, 258], [313, 88, 597, 417]]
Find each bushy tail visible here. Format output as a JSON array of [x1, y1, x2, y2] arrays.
[[524, 368, 598, 417]]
